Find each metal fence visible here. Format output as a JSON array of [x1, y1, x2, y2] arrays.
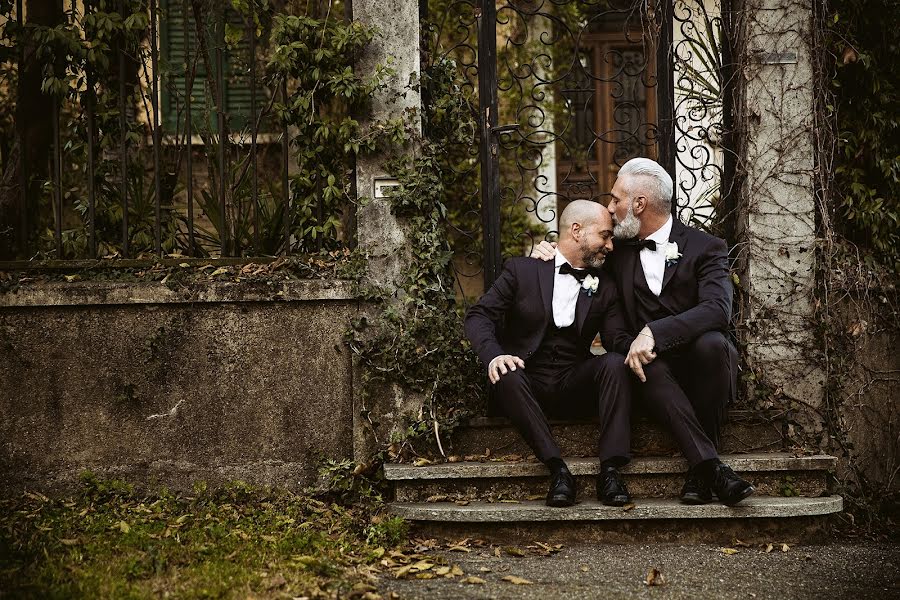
[[0, 0, 354, 264]]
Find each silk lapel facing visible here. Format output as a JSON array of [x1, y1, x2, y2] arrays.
[[537, 257, 555, 325], [661, 219, 689, 293]]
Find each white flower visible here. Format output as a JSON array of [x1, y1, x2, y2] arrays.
[[582, 274, 599, 295], [663, 241, 682, 263]]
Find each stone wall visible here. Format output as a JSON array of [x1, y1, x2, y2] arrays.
[[0, 280, 359, 495]]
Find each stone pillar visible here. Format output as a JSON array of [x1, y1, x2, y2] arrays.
[[351, 0, 424, 462], [738, 0, 825, 432], [354, 0, 422, 291]]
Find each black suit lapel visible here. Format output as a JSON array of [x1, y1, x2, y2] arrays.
[[537, 258, 555, 323], [575, 280, 591, 334], [661, 220, 690, 293], [617, 246, 640, 332]]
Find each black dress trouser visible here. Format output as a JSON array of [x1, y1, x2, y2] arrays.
[[491, 351, 632, 464]]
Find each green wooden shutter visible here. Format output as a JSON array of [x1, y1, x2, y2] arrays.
[[160, 0, 261, 133]]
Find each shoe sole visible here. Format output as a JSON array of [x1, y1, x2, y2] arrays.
[[721, 485, 755, 506], [680, 494, 713, 505], [601, 496, 631, 507], [546, 496, 576, 507]]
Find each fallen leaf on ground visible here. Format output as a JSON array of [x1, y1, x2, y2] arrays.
[[581, 566, 589, 572], [59, 538, 78, 546], [455, 500, 470, 506], [502, 575, 534, 585], [479, 567, 493, 573], [526, 494, 544, 501], [781, 543, 790, 552], [494, 547, 501, 557], [435, 566, 451, 576], [645, 567, 666, 586], [622, 503, 636, 511], [732, 538, 750, 547], [462, 576, 486, 584], [413, 458, 433, 467], [448, 545, 471, 552], [425, 494, 448, 503], [765, 543, 774, 553], [721, 548, 739, 555], [503, 546, 526, 557]]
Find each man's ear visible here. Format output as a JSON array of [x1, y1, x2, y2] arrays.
[[632, 195, 648, 216], [571, 222, 582, 240]]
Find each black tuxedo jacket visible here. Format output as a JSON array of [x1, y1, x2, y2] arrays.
[[464, 257, 631, 368], [605, 219, 732, 353]]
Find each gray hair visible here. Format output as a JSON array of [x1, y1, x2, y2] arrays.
[[618, 157, 674, 215], [559, 200, 600, 239]]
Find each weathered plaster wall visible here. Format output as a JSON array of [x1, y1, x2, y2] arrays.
[[738, 0, 825, 420], [0, 281, 358, 495]]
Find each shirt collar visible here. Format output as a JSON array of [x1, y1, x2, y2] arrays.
[[555, 248, 575, 270], [645, 215, 673, 247]]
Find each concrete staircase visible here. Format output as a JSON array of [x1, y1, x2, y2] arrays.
[[384, 411, 843, 543]]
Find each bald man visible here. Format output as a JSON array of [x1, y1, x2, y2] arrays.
[[465, 201, 634, 507]]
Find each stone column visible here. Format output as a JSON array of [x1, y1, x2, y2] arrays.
[[353, 0, 422, 291], [351, 0, 424, 462], [738, 0, 825, 432]]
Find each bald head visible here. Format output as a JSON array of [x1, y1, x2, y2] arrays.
[[556, 200, 614, 268], [559, 200, 609, 241]]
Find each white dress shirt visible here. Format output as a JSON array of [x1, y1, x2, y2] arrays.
[[640, 215, 673, 296], [552, 249, 582, 328]]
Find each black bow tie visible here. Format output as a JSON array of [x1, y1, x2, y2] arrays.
[[559, 262, 600, 282], [623, 238, 657, 251]]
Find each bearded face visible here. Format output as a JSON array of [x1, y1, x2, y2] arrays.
[[612, 199, 641, 240]]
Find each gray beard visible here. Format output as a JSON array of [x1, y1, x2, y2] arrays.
[[613, 204, 641, 240]]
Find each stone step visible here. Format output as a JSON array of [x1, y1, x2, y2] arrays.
[[388, 495, 843, 522], [450, 410, 784, 458], [385, 454, 835, 502]]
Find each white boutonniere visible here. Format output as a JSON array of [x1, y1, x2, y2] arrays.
[[582, 274, 599, 296], [663, 241, 682, 267]]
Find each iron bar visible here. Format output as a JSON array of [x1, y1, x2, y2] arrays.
[[150, 0, 162, 256], [216, 6, 227, 256], [119, 0, 129, 258], [282, 77, 290, 255], [16, 0, 27, 255], [85, 0, 97, 258], [720, 0, 738, 247], [476, 0, 501, 289], [183, 0, 195, 256], [655, 0, 677, 215], [52, 95, 62, 256], [250, 0, 260, 253]]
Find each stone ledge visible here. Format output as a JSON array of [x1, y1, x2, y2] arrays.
[[388, 495, 843, 522], [384, 453, 837, 481], [0, 278, 357, 307]]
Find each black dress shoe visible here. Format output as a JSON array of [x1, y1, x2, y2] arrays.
[[680, 469, 713, 505], [546, 467, 576, 507], [597, 466, 631, 506], [707, 462, 755, 506]]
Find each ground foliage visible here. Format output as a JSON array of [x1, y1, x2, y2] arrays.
[[0, 473, 407, 599]]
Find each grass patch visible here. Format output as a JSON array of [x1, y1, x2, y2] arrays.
[[0, 473, 407, 599]]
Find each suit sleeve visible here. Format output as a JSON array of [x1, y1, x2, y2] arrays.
[[464, 260, 518, 367], [597, 280, 633, 356], [647, 236, 732, 352]]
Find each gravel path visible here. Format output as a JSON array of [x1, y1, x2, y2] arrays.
[[380, 540, 900, 599]]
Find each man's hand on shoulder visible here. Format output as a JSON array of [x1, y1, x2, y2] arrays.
[[530, 240, 557, 261], [625, 326, 656, 383], [488, 355, 525, 384]]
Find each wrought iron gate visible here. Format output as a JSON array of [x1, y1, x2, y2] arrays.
[[425, 0, 737, 293]]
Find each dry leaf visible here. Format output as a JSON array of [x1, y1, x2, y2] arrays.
[[622, 503, 636, 511], [415, 572, 435, 580], [447, 455, 462, 462], [394, 565, 413, 579], [450, 565, 464, 576], [117, 521, 130, 534], [765, 543, 774, 553], [434, 566, 451, 576], [721, 548, 739, 555], [455, 500, 470, 506], [645, 567, 666, 586], [502, 575, 533, 585], [580, 566, 589, 572], [494, 547, 501, 557], [425, 494, 448, 503], [462, 576, 486, 584], [413, 458, 433, 467], [526, 494, 544, 501], [781, 543, 790, 552], [60, 538, 78, 546], [503, 546, 526, 557], [411, 560, 434, 571], [732, 538, 750, 547], [448, 545, 471, 552]]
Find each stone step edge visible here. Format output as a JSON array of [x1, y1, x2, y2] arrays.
[[387, 495, 843, 522], [384, 453, 836, 481], [464, 410, 781, 429]]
